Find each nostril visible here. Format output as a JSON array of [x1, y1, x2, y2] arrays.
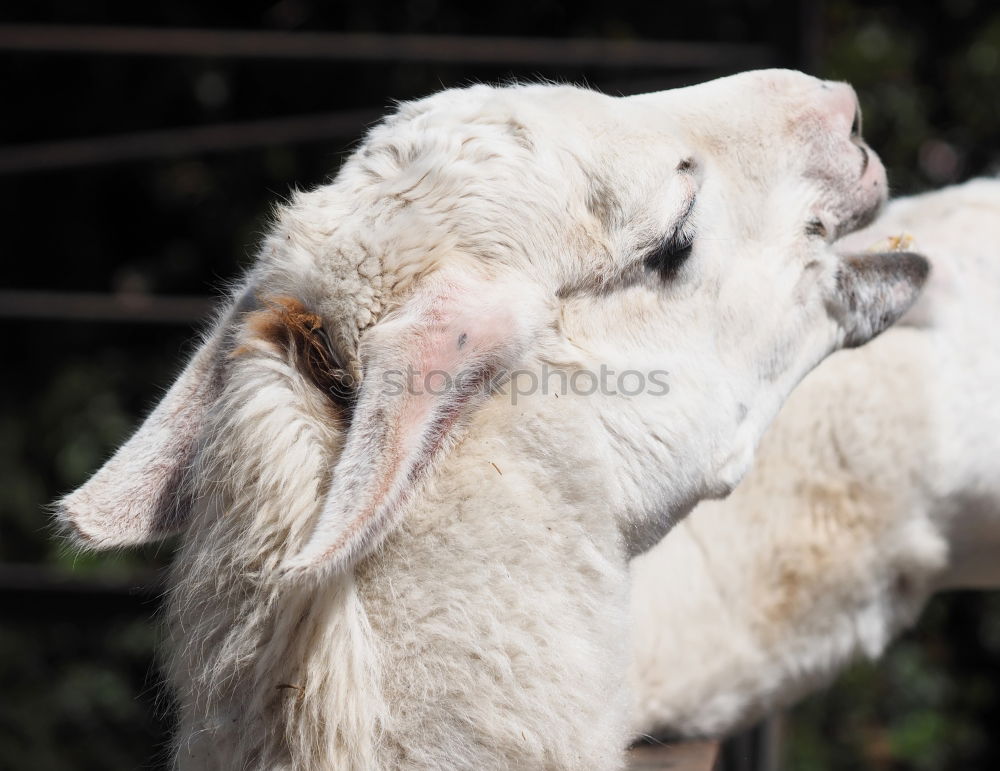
[[850, 105, 862, 138]]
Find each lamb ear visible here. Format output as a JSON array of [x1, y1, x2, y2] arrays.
[[833, 250, 930, 348], [280, 272, 537, 582], [55, 295, 245, 548]]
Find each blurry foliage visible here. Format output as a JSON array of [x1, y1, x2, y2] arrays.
[[1, 1, 999, 769], [0, 617, 168, 771], [822, 0, 1000, 193], [786, 593, 1000, 770]]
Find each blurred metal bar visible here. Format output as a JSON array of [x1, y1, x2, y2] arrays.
[[718, 725, 758, 771], [758, 714, 784, 771], [715, 716, 783, 771], [0, 109, 377, 174], [0, 290, 213, 323], [0, 25, 775, 69], [627, 741, 720, 770], [0, 563, 163, 619]]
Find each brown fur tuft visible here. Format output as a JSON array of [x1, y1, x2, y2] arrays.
[[236, 296, 355, 408]]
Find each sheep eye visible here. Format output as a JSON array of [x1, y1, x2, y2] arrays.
[[646, 226, 695, 278]]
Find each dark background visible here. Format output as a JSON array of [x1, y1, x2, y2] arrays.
[[2, 2, 999, 769]]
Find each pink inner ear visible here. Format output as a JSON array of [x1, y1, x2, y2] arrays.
[[280, 274, 535, 581], [394, 288, 517, 448]]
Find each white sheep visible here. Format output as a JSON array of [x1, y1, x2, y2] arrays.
[[629, 176, 1000, 741], [58, 71, 926, 770]]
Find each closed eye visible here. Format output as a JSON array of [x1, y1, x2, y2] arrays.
[[646, 217, 695, 278], [645, 161, 698, 280]]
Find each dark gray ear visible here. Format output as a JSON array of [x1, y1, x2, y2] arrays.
[[833, 251, 930, 348]]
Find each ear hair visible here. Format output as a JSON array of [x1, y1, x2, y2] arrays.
[[234, 295, 357, 408]]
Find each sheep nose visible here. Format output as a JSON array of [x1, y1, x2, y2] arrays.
[[820, 81, 863, 138]]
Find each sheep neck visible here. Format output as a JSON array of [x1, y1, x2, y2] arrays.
[[359, 428, 630, 768], [166, 401, 632, 770]]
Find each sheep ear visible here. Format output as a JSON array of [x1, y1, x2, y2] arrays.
[[280, 272, 537, 582], [834, 251, 930, 348], [54, 293, 248, 548], [56, 341, 220, 547]]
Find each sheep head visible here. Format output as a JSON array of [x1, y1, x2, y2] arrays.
[[57, 70, 928, 575]]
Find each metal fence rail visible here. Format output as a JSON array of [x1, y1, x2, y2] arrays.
[[0, 290, 213, 323], [0, 109, 379, 174], [0, 24, 775, 69]]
